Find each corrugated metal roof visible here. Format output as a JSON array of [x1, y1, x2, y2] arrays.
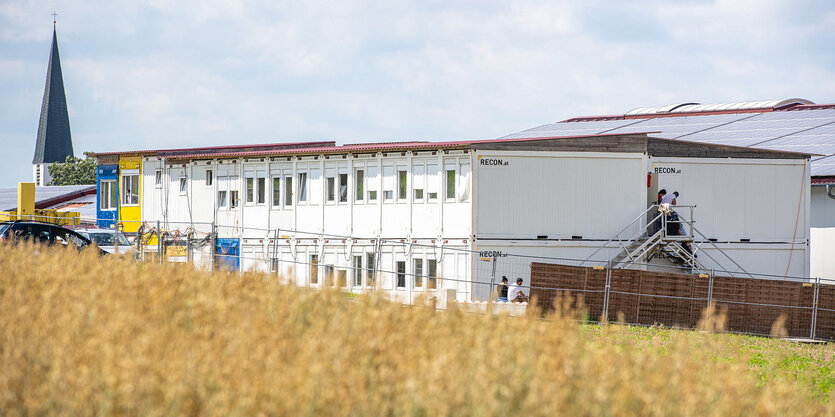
[[93, 140, 336, 157], [163, 140, 472, 160], [502, 100, 835, 176], [0, 185, 96, 211]]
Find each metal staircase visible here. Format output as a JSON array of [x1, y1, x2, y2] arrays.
[[582, 205, 751, 277]]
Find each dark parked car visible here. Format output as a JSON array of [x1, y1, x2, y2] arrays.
[[0, 221, 107, 254]]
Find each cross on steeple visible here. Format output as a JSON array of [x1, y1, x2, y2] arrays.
[[51, 11, 57, 25]]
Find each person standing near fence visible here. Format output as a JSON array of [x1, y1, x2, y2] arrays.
[[497, 276, 509, 302]]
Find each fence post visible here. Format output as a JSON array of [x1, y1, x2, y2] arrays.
[[113, 222, 120, 255], [811, 276, 820, 340], [272, 228, 279, 275], [602, 261, 612, 323], [210, 222, 216, 271], [706, 269, 715, 326], [489, 256, 497, 296], [186, 230, 192, 264], [488, 256, 498, 314], [156, 220, 162, 264], [373, 239, 382, 294]]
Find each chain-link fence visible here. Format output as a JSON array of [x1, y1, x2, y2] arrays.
[[5, 214, 834, 340]]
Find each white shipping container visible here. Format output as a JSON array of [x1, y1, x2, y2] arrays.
[[473, 150, 647, 240]]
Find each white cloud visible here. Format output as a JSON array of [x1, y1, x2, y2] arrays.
[[0, 0, 833, 186]]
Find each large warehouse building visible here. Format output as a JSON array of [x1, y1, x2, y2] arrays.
[[94, 132, 811, 302]]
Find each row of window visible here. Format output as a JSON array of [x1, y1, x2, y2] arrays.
[[307, 254, 438, 289], [99, 173, 139, 210], [219, 167, 467, 210], [102, 164, 469, 211]]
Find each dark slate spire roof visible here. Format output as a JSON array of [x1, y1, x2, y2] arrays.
[[33, 27, 73, 164]]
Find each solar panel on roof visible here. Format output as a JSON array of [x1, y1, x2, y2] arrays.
[[606, 113, 756, 139], [755, 124, 835, 155], [499, 119, 638, 139], [811, 155, 835, 176], [501, 107, 835, 176], [680, 111, 835, 146]]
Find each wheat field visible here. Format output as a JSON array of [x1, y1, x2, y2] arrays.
[[0, 243, 832, 416]]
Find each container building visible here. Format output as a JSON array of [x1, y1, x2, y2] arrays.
[[94, 133, 810, 301]]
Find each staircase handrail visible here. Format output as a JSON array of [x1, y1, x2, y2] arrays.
[[580, 204, 660, 266], [673, 210, 754, 279]]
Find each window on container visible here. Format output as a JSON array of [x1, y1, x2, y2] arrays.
[[246, 177, 254, 203], [396, 261, 406, 288], [412, 165, 424, 201], [353, 255, 362, 287], [338, 173, 348, 202], [284, 176, 293, 206], [310, 254, 319, 285], [383, 166, 394, 201], [459, 164, 470, 201], [427, 259, 437, 289], [446, 169, 456, 200], [155, 170, 162, 188], [326, 176, 335, 202], [337, 269, 347, 288], [427, 164, 439, 201], [256, 177, 266, 205], [324, 265, 335, 287], [230, 190, 239, 208], [100, 181, 109, 210], [272, 177, 281, 207], [398, 170, 407, 200], [309, 168, 321, 206], [366, 253, 375, 286], [100, 180, 117, 210], [206, 169, 213, 186], [355, 169, 364, 202], [121, 174, 139, 206], [217, 190, 227, 209], [413, 258, 423, 288], [367, 166, 378, 201], [179, 177, 187, 195], [298, 172, 307, 202], [109, 181, 119, 209]]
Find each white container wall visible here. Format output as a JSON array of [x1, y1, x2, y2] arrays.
[[651, 157, 810, 278], [472, 150, 647, 240], [811, 186, 835, 228], [811, 227, 835, 279], [650, 157, 810, 242]]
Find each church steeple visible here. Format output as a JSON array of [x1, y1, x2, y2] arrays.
[[32, 24, 73, 184]]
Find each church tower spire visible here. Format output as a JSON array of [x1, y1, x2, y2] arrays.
[[33, 21, 74, 186]]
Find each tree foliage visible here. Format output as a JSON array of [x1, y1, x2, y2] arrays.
[[48, 155, 96, 185]]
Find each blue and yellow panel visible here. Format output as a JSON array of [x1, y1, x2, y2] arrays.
[[118, 156, 142, 233], [96, 164, 118, 229]]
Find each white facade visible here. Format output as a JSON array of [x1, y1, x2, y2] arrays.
[[811, 185, 835, 227], [131, 138, 812, 301], [650, 157, 811, 278], [811, 227, 835, 280], [33, 163, 53, 186]]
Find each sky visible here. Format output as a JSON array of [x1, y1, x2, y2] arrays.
[[1, 0, 834, 187]]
